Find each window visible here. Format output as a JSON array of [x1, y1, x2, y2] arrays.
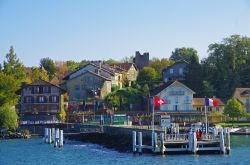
[[43, 86, 50, 93], [74, 85, 80, 90], [175, 96, 179, 103], [51, 96, 58, 103], [38, 96, 46, 103], [34, 86, 40, 93], [179, 68, 183, 75], [170, 69, 174, 74], [25, 96, 33, 103]]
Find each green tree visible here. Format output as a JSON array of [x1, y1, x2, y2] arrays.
[[137, 66, 157, 89], [149, 58, 173, 79], [170, 47, 199, 63], [224, 98, 244, 122], [105, 59, 119, 65], [27, 67, 49, 82], [205, 35, 250, 98], [3, 46, 26, 83], [0, 72, 19, 105], [40, 57, 57, 79], [66, 60, 80, 72], [0, 105, 18, 130], [202, 81, 215, 97], [184, 57, 203, 97]]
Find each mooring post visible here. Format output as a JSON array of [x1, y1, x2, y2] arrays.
[[132, 131, 137, 153], [59, 130, 64, 147], [138, 132, 142, 154], [153, 132, 158, 152], [44, 128, 48, 143], [48, 128, 52, 144], [213, 127, 217, 140], [193, 131, 197, 154], [151, 131, 154, 152], [160, 132, 165, 155], [51, 128, 55, 143], [220, 129, 225, 154], [54, 128, 59, 147], [188, 131, 193, 152], [225, 128, 230, 154]]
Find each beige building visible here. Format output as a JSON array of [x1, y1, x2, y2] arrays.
[[233, 88, 250, 113], [65, 70, 111, 100], [111, 63, 138, 86], [193, 98, 225, 123]]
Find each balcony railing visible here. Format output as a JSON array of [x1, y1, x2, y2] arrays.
[[169, 91, 185, 95]]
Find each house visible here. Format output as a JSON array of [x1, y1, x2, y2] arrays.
[[111, 63, 138, 86], [65, 70, 111, 100], [232, 88, 250, 113], [133, 51, 149, 70], [162, 61, 188, 83], [193, 98, 225, 123], [150, 81, 202, 123], [63, 62, 123, 90], [17, 79, 66, 124]]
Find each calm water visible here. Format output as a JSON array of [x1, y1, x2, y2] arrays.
[[0, 135, 250, 165]]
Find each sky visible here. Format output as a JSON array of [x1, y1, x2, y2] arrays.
[[1, 0, 250, 67]]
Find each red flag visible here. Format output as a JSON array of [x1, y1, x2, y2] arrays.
[[68, 104, 73, 110], [154, 97, 166, 107], [213, 99, 218, 107]]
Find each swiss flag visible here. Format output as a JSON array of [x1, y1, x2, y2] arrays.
[[154, 97, 166, 107], [68, 104, 73, 110]]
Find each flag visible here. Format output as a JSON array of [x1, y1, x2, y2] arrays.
[[68, 104, 73, 110], [204, 97, 218, 107], [154, 97, 166, 107]]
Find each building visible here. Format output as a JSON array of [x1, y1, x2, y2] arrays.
[[193, 98, 225, 123], [232, 88, 250, 113], [17, 79, 66, 124], [133, 51, 149, 70], [65, 70, 111, 100], [62, 62, 123, 100], [111, 63, 138, 86], [162, 61, 188, 83], [150, 81, 202, 123]]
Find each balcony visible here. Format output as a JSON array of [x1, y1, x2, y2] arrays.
[[169, 91, 185, 95]]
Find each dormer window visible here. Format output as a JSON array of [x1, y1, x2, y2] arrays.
[[170, 69, 174, 74]]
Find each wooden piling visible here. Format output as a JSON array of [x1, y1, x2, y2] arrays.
[[219, 129, 225, 154], [138, 132, 142, 154], [160, 133, 165, 155], [132, 131, 137, 153], [59, 130, 64, 147]]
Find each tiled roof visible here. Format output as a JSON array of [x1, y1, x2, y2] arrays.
[[233, 88, 250, 99], [115, 63, 137, 71], [193, 98, 225, 106]]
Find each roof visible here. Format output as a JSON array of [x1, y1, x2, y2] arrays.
[[233, 88, 250, 99], [67, 70, 111, 82], [16, 79, 66, 94], [150, 80, 195, 96], [193, 98, 225, 106], [163, 60, 189, 71], [63, 62, 117, 80], [112, 63, 138, 72]]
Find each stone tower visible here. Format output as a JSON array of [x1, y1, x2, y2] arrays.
[[133, 51, 149, 70]]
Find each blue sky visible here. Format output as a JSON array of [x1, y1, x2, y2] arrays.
[[1, 0, 250, 67]]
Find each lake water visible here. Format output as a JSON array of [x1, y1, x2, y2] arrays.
[[0, 135, 250, 165]]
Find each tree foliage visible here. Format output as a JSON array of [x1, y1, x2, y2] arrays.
[[3, 46, 26, 83], [149, 58, 173, 79], [0, 72, 20, 105], [40, 57, 57, 79], [137, 66, 157, 89], [224, 98, 244, 121], [0, 105, 18, 130], [170, 47, 199, 63], [204, 35, 250, 98]]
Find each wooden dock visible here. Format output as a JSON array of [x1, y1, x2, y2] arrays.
[[132, 128, 230, 155]]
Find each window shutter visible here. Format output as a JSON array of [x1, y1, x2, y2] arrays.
[[49, 96, 52, 103], [48, 86, 51, 93], [44, 96, 47, 103], [56, 96, 59, 103], [39, 86, 43, 94], [31, 87, 34, 94], [24, 97, 27, 103], [37, 96, 40, 103], [31, 96, 34, 103]]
